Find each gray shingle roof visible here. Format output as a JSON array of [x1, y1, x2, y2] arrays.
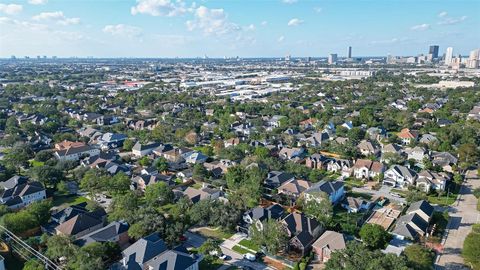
[[122, 233, 168, 265]]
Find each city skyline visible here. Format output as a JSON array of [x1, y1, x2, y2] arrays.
[[0, 0, 479, 58]]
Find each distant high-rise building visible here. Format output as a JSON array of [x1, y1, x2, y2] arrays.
[[429, 45, 439, 59], [285, 54, 291, 61], [467, 49, 480, 69], [386, 54, 394, 64], [348, 46, 352, 58], [10, 55, 16, 59], [328, 53, 338, 64], [445, 47, 454, 66]]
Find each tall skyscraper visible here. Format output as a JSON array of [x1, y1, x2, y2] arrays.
[[445, 47, 454, 66], [467, 49, 480, 69], [348, 46, 352, 58], [328, 53, 338, 64], [429, 45, 439, 59]]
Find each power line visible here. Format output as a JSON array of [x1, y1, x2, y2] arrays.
[[0, 225, 61, 270]]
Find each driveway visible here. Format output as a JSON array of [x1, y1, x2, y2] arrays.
[[435, 170, 480, 270], [219, 246, 274, 270], [218, 233, 274, 270], [352, 185, 406, 204]]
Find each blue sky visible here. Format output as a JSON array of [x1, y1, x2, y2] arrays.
[[0, 0, 478, 58]]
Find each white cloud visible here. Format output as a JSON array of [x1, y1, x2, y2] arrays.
[[278, 35, 285, 42], [186, 6, 240, 36], [438, 15, 467, 25], [261, 21, 267, 26], [287, 18, 303, 26], [131, 0, 190, 17], [0, 4, 23, 15], [28, 0, 48, 5], [33, 11, 80, 25], [0, 17, 48, 31], [245, 24, 255, 31], [410, 23, 430, 31], [282, 0, 298, 4], [438, 11, 447, 18], [314, 7, 322, 13], [371, 37, 411, 45], [103, 24, 143, 38]]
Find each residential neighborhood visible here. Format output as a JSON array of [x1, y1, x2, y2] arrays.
[[0, 53, 479, 270]]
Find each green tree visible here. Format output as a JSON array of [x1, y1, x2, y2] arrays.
[[458, 143, 479, 168], [1, 211, 37, 234], [250, 219, 289, 254], [26, 200, 52, 225], [225, 166, 264, 210], [254, 147, 270, 159], [144, 182, 174, 206], [69, 242, 106, 270], [405, 189, 428, 204], [198, 239, 221, 255], [359, 223, 391, 249], [108, 192, 139, 223], [106, 172, 130, 195], [34, 150, 53, 162], [128, 222, 147, 240], [404, 244, 435, 270], [463, 224, 480, 270], [301, 192, 333, 225], [80, 168, 108, 199], [325, 242, 408, 270], [29, 165, 64, 189], [23, 259, 44, 270], [138, 156, 152, 167], [45, 235, 78, 262], [0, 205, 9, 216], [123, 139, 135, 151], [3, 142, 34, 173], [193, 163, 208, 180], [155, 157, 169, 173]]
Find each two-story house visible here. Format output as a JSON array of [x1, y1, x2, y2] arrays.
[[0, 176, 46, 210]]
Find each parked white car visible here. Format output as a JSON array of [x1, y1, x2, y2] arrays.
[[243, 253, 256, 261]]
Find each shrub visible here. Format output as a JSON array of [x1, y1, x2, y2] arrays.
[[473, 188, 480, 199]]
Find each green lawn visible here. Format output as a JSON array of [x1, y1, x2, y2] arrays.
[[347, 191, 372, 200], [52, 195, 89, 207], [427, 185, 461, 206], [29, 160, 45, 167], [197, 227, 234, 240], [199, 255, 224, 270], [427, 194, 457, 206], [192, 182, 204, 189], [391, 188, 408, 196], [239, 239, 260, 251], [232, 245, 251, 255], [343, 178, 365, 188]]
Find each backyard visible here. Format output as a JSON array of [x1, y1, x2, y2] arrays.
[[196, 227, 234, 241], [51, 194, 88, 208], [330, 205, 364, 235]]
